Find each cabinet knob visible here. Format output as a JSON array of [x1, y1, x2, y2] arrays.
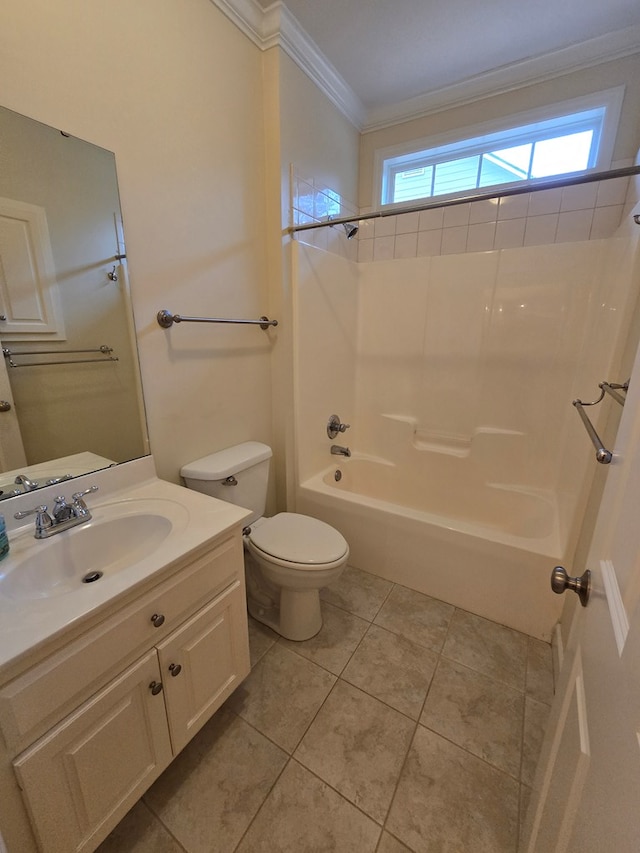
[[168, 662, 182, 677], [150, 613, 165, 628], [149, 680, 163, 696]]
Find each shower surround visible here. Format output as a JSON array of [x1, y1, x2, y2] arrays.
[[292, 200, 640, 640]]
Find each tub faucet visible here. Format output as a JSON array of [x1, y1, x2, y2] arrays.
[[331, 445, 351, 458]]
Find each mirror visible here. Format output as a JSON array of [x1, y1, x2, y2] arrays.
[[0, 105, 148, 501]]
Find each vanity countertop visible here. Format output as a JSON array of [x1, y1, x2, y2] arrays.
[[0, 457, 251, 677]]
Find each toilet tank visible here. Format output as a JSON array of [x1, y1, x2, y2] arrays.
[[180, 441, 272, 525]]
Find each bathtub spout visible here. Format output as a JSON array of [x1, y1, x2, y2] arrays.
[[331, 445, 351, 457]]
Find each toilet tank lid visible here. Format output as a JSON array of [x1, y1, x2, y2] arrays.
[[181, 441, 272, 480]]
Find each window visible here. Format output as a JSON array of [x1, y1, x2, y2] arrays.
[[377, 88, 625, 208]]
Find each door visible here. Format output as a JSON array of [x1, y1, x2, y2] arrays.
[[523, 333, 640, 851], [0, 198, 65, 339], [0, 351, 26, 472]]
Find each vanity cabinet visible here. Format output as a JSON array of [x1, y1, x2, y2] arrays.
[[13, 650, 173, 853], [0, 528, 250, 853]]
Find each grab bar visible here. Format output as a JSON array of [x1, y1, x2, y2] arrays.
[[157, 309, 278, 330], [572, 379, 629, 464]]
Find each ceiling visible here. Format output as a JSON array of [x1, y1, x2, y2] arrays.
[[253, 0, 640, 127]]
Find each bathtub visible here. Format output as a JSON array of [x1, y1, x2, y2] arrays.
[[297, 457, 564, 640]]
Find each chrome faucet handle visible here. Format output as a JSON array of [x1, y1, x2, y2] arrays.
[[327, 414, 351, 439], [14, 505, 53, 537], [71, 485, 98, 517]]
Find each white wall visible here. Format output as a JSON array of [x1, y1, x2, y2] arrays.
[[293, 242, 358, 481], [1, 0, 272, 484]]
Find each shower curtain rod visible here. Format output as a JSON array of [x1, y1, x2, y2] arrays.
[[289, 164, 640, 235]]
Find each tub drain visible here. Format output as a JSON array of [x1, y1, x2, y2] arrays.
[[82, 571, 103, 584], [334, 469, 342, 482]]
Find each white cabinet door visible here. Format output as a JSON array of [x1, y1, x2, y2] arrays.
[[158, 580, 250, 754], [13, 650, 172, 853]]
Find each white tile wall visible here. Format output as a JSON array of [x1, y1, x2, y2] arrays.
[[292, 172, 359, 261], [293, 171, 635, 264]]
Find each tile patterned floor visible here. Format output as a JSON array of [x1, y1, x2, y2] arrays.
[[97, 565, 554, 853]]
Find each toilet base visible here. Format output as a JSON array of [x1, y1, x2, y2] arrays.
[[245, 559, 324, 641], [247, 587, 323, 641]]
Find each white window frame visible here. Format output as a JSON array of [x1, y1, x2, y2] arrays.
[[372, 86, 625, 211]]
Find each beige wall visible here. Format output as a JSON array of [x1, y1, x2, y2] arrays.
[[266, 49, 360, 508], [1, 0, 271, 485], [278, 53, 360, 210], [360, 53, 640, 209]]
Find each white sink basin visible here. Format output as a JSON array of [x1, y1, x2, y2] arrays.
[[0, 499, 189, 600]]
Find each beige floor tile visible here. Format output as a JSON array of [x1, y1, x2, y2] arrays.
[[294, 679, 414, 823], [235, 759, 381, 852], [96, 801, 182, 853], [279, 601, 369, 675], [387, 725, 519, 853], [420, 657, 524, 777], [342, 623, 438, 719], [227, 643, 336, 752], [520, 784, 534, 850], [247, 616, 278, 667], [526, 637, 554, 705], [374, 584, 454, 652], [376, 831, 413, 852], [143, 706, 287, 853], [442, 609, 528, 690], [522, 696, 551, 786], [321, 564, 393, 621]]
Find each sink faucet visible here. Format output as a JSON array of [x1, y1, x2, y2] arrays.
[[15, 485, 99, 539], [14, 474, 39, 492], [330, 445, 351, 457]]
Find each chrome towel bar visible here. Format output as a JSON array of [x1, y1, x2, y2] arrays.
[[572, 380, 628, 465], [157, 310, 278, 330], [2, 345, 117, 368]]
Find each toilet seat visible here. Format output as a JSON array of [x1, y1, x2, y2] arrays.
[[247, 512, 348, 569]]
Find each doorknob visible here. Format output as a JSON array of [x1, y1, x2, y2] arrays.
[[551, 566, 591, 607], [0, 401, 11, 412]]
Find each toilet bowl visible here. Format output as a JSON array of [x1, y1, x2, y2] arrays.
[[181, 443, 348, 641]]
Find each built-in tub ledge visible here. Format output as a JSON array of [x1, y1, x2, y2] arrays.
[[380, 414, 525, 457]]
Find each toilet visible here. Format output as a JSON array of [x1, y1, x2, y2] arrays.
[[180, 442, 349, 641]]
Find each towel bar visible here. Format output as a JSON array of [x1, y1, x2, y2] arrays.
[[572, 379, 629, 464], [157, 310, 278, 330]]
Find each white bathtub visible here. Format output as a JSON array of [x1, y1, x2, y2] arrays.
[[297, 457, 564, 640]]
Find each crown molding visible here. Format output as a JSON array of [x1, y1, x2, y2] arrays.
[[210, 1, 640, 134], [208, 0, 266, 47], [209, 0, 366, 128], [276, 5, 367, 128]]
